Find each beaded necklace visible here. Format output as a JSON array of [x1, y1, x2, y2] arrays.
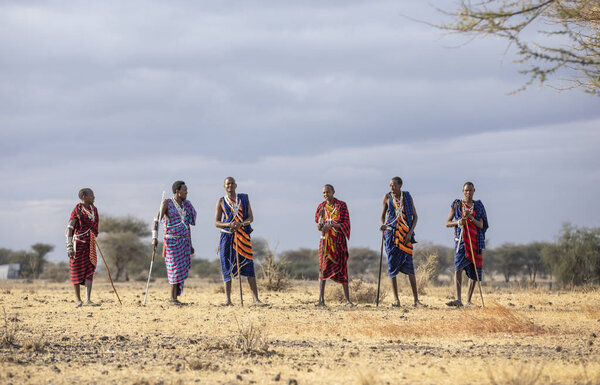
[[392, 191, 407, 226], [224, 194, 241, 219], [80, 204, 95, 222], [171, 198, 187, 223]]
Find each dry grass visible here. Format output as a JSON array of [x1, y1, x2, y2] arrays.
[[22, 332, 46, 352], [259, 248, 291, 292], [463, 301, 546, 335], [0, 280, 598, 385], [233, 322, 271, 354], [415, 253, 438, 295], [1, 307, 19, 347], [327, 279, 387, 304], [487, 364, 544, 385], [585, 304, 600, 320]]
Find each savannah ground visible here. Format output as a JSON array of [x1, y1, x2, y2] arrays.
[[1, 278, 599, 385]]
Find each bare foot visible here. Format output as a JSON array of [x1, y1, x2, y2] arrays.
[[391, 301, 401, 307], [251, 300, 267, 307], [413, 301, 427, 308], [75, 301, 83, 308], [221, 301, 233, 307], [345, 301, 355, 308], [316, 301, 326, 307], [83, 301, 100, 307], [465, 301, 474, 307], [167, 299, 183, 306]]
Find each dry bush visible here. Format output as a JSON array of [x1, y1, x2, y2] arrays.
[[22, 332, 46, 352], [213, 285, 225, 294], [234, 322, 270, 354], [326, 279, 387, 304], [1, 307, 20, 347], [39, 263, 70, 283], [259, 248, 291, 292], [185, 359, 219, 371], [415, 253, 439, 295], [199, 322, 271, 355], [487, 364, 544, 385]]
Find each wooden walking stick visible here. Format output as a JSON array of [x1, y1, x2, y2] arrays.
[[462, 202, 485, 307], [234, 231, 244, 307], [376, 230, 385, 307], [94, 235, 122, 305], [318, 210, 326, 304], [144, 191, 165, 306]]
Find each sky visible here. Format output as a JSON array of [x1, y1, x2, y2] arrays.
[[1, 0, 599, 263]]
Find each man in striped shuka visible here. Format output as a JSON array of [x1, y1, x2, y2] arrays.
[[379, 177, 425, 308], [65, 188, 100, 307], [214, 177, 265, 306], [315, 184, 353, 307], [445, 181, 488, 307]]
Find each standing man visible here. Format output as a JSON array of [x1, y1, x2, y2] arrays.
[[152, 181, 196, 305], [380, 177, 425, 307], [445, 181, 489, 307], [65, 188, 99, 307], [214, 177, 264, 306], [315, 184, 353, 307]]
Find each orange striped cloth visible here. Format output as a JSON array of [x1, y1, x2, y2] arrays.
[[230, 200, 253, 260], [392, 195, 413, 255], [89, 231, 98, 267]]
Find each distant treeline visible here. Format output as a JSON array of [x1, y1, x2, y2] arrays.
[[2, 220, 598, 287]]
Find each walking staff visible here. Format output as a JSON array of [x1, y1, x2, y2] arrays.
[[145, 191, 165, 306]]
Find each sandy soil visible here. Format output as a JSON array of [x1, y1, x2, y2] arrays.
[[0, 278, 599, 385]]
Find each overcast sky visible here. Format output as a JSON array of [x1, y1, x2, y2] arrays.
[[1, 0, 599, 263]]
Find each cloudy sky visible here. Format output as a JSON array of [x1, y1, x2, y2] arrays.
[[1, 0, 599, 263]]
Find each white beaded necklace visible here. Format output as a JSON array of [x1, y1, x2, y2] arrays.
[[81, 204, 95, 222], [171, 198, 187, 222], [224, 194, 241, 218]]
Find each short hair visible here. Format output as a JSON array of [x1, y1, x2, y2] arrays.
[[391, 176, 403, 185], [323, 184, 335, 192], [463, 181, 475, 189], [172, 181, 186, 194], [224, 176, 236, 184], [78, 188, 93, 200]]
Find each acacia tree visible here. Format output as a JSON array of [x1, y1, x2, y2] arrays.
[[440, 0, 600, 95], [98, 216, 150, 281], [542, 223, 600, 286]]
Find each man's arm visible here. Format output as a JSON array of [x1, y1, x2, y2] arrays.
[[66, 219, 76, 259], [446, 202, 463, 228], [380, 194, 388, 230], [405, 197, 417, 243], [152, 200, 169, 248]]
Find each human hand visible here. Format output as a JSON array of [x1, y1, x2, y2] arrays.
[[68, 250, 75, 259], [380, 224, 388, 231], [190, 247, 195, 255], [152, 238, 158, 248]]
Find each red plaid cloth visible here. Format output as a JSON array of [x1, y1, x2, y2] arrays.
[[315, 199, 350, 284], [69, 204, 98, 285]]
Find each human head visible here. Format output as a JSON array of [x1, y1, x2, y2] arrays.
[[172, 180, 188, 200], [78, 188, 95, 205], [322, 184, 335, 201], [462, 181, 475, 201], [224, 177, 237, 193], [389, 177, 403, 194]]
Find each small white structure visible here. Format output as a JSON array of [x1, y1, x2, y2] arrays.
[[0, 264, 20, 279]]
